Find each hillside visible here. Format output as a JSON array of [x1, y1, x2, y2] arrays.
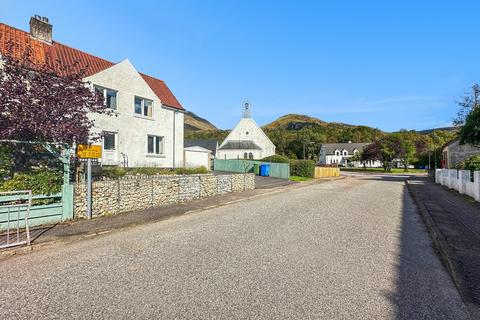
[[263, 114, 360, 131], [417, 126, 457, 135], [262, 114, 327, 130], [184, 112, 456, 162], [184, 111, 217, 132]]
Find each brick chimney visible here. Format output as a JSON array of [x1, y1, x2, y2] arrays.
[[29, 15, 52, 44]]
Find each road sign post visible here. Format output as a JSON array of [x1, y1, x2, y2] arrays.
[[86, 158, 92, 219], [77, 144, 102, 219]]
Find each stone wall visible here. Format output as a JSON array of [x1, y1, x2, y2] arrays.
[[74, 173, 255, 218]]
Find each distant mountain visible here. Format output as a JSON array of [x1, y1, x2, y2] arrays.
[[184, 111, 217, 132], [417, 127, 457, 135], [262, 114, 370, 131]]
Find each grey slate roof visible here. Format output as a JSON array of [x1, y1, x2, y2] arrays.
[[184, 139, 218, 154], [218, 140, 261, 150], [319, 143, 370, 155]]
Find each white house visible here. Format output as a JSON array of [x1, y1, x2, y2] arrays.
[[0, 16, 185, 168], [217, 102, 276, 160], [318, 142, 382, 167]]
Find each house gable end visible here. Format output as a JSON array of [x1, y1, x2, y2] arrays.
[[85, 59, 158, 102]]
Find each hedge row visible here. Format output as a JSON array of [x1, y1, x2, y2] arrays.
[[290, 160, 316, 178]]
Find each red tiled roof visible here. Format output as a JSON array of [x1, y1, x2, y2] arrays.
[[0, 23, 184, 110]]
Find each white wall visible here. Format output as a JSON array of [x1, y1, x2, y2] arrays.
[[436, 169, 480, 202], [184, 148, 210, 169], [321, 154, 382, 167], [85, 60, 184, 168], [216, 149, 264, 160], [218, 118, 275, 160]]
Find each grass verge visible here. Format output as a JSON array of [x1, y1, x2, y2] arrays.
[[289, 176, 312, 182]]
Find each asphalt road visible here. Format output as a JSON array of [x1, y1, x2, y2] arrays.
[[0, 175, 472, 319]]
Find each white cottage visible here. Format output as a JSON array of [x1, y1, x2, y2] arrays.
[[217, 102, 276, 160], [318, 142, 382, 167], [0, 16, 185, 168]]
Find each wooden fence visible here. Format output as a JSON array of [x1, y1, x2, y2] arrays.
[[314, 167, 340, 178]]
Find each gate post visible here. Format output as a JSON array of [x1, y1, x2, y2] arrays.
[[60, 147, 74, 221]]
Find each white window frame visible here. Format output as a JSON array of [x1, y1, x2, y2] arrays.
[[103, 131, 117, 151], [147, 135, 164, 155], [134, 96, 154, 118], [335, 150, 340, 156], [95, 85, 118, 110]]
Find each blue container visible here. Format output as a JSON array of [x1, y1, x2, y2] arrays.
[[260, 164, 271, 177]]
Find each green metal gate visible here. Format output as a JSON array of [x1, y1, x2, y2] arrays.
[[0, 143, 73, 232]]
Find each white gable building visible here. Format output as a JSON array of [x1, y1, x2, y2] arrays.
[[85, 60, 184, 167], [217, 102, 276, 160], [0, 16, 185, 168]]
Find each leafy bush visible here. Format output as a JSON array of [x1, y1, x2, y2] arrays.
[[129, 167, 169, 176], [174, 166, 208, 175], [95, 166, 209, 179], [260, 155, 290, 163], [96, 166, 128, 178], [290, 160, 315, 177], [460, 155, 480, 172], [0, 170, 62, 195], [0, 144, 13, 180]]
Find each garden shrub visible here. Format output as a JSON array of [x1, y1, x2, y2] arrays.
[[461, 155, 480, 172], [260, 155, 290, 163], [95, 166, 209, 179], [0, 170, 62, 195], [129, 167, 170, 176], [290, 160, 315, 177], [174, 166, 208, 175], [96, 166, 128, 178]]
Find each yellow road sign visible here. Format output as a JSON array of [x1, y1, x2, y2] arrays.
[[77, 144, 102, 159]]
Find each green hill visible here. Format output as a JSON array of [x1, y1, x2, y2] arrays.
[[184, 111, 218, 132]]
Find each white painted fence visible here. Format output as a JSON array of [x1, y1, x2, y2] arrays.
[[435, 169, 480, 202]]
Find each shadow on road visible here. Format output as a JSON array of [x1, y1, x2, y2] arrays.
[[387, 182, 469, 319], [345, 173, 470, 319]]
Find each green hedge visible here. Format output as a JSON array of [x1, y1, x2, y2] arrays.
[[290, 160, 315, 177], [460, 155, 480, 172], [0, 170, 62, 195], [260, 155, 290, 163], [94, 166, 209, 179]]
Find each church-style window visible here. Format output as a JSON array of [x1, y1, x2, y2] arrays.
[[249, 152, 253, 160], [244, 152, 248, 159]]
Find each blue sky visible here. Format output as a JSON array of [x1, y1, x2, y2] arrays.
[[2, 1, 479, 131]]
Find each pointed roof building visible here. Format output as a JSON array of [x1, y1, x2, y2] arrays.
[[217, 101, 276, 160]]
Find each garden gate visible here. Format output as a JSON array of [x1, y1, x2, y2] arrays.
[[0, 142, 73, 235]]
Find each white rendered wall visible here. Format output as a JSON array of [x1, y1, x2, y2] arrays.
[[184, 149, 210, 169], [85, 60, 184, 168]]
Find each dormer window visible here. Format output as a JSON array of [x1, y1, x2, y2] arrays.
[[343, 150, 348, 156], [134, 96, 153, 117], [335, 150, 340, 156]]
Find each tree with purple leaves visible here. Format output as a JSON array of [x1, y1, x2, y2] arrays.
[[0, 41, 109, 145], [361, 133, 425, 172], [0, 41, 110, 175]]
